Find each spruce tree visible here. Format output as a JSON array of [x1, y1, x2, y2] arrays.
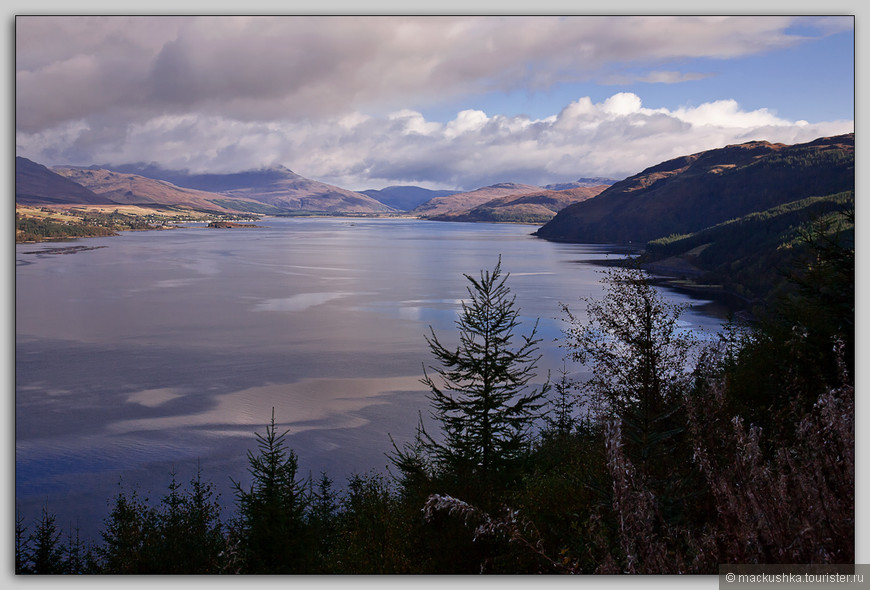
[[62, 523, 89, 574], [98, 484, 156, 574], [28, 505, 65, 574], [16, 507, 30, 574], [419, 258, 549, 498], [231, 408, 311, 573], [308, 471, 339, 571], [562, 264, 702, 532]]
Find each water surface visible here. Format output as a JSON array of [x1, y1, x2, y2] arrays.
[[16, 218, 724, 538]]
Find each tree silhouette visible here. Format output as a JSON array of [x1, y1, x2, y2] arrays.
[[562, 264, 695, 468], [230, 408, 311, 573], [418, 258, 549, 499]]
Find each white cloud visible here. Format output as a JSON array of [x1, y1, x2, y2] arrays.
[[444, 110, 489, 138], [388, 110, 442, 136], [16, 92, 852, 191], [602, 93, 644, 116], [14, 16, 853, 190], [670, 99, 797, 129]]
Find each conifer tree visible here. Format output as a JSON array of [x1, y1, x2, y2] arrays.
[[231, 408, 311, 573], [62, 523, 90, 574], [98, 484, 156, 574], [28, 505, 65, 574], [542, 363, 578, 439], [419, 258, 549, 497], [151, 467, 224, 573], [307, 472, 339, 572], [181, 466, 225, 572], [16, 507, 30, 574]]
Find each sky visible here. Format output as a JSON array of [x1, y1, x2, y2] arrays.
[[14, 12, 856, 192]]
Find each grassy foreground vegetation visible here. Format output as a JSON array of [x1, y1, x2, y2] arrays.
[[16, 220, 853, 574]]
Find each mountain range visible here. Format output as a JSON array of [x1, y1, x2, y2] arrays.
[[16, 134, 854, 305], [409, 182, 544, 217], [51, 164, 394, 214], [359, 186, 458, 211], [50, 166, 276, 214], [16, 159, 614, 219]]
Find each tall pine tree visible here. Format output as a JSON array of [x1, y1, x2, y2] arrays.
[[417, 258, 549, 500], [230, 408, 311, 573]]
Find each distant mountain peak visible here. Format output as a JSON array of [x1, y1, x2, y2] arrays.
[[263, 164, 300, 177]]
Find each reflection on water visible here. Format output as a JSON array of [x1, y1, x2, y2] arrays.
[[252, 291, 358, 312], [15, 218, 725, 539], [109, 375, 425, 437]]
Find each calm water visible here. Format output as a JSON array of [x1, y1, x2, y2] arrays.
[[15, 217, 725, 538]]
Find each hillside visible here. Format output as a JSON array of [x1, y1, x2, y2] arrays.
[[642, 191, 854, 304], [543, 177, 619, 191], [535, 134, 854, 244], [52, 167, 274, 214], [16, 157, 115, 205], [214, 168, 395, 213], [100, 164, 394, 214], [410, 182, 542, 218], [431, 185, 608, 223]]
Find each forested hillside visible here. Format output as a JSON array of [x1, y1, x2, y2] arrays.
[[536, 134, 854, 244], [642, 192, 853, 304]]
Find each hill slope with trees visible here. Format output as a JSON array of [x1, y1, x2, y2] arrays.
[[535, 134, 854, 244]]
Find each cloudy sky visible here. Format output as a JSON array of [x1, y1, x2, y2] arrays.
[[15, 13, 855, 191]]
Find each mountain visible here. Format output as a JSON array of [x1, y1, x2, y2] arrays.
[[360, 185, 458, 211], [535, 134, 854, 244], [99, 164, 394, 214], [99, 163, 294, 193], [543, 177, 619, 191], [430, 185, 608, 223], [16, 157, 115, 205], [52, 166, 277, 213], [410, 182, 542, 218]]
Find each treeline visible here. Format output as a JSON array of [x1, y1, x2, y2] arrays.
[[15, 209, 262, 242], [15, 210, 159, 242], [434, 208, 557, 224], [16, 220, 853, 574], [15, 215, 119, 242]]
